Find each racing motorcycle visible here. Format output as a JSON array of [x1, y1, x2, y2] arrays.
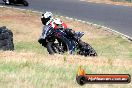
[[3, 0, 29, 6], [38, 25, 97, 56]]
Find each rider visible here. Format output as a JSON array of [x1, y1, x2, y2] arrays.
[[5, 0, 10, 4], [39, 11, 85, 54], [41, 11, 77, 40]]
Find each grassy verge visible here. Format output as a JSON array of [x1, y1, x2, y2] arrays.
[[112, 0, 132, 3], [0, 7, 132, 88], [83, 0, 132, 6]]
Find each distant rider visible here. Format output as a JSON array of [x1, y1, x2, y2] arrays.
[[5, 0, 10, 5]]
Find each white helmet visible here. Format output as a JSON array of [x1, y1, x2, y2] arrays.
[[41, 11, 53, 25], [53, 18, 62, 25], [53, 18, 63, 28]]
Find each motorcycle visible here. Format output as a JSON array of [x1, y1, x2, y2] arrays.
[[3, 0, 29, 6], [38, 25, 97, 56]]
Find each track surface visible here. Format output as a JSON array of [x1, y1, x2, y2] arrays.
[[1, 0, 132, 38]]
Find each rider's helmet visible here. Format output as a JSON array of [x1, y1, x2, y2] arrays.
[[41, 11, 53, 25], [53, 18, 63, 28]]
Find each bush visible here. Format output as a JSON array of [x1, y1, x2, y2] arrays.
[[0, 26, 14, 51]]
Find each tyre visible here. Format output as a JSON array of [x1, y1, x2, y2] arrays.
[[0, 33, 9, 40], [0, 39, 14, 50], [23, 0, 28, 6], [0, 34, 4, 40], [0, 42, 3, 48], [78, 41, 97, 56], [86, 44, 97, 56], [0, 39, 8, 46], [0, 26, 14, 51], [7, 30, 13, 36], [1, 45, 10, 51]]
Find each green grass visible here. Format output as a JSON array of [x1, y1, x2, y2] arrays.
[[15, 41, 48, 54], [0, 7, 132, 88], [14, 35, 132, 59], [0, 60, 131, 88], [0, 61, 87, 88], [3, 36, 130, 88], [0, 28, 131, 88], [90, 36, 132, 59]]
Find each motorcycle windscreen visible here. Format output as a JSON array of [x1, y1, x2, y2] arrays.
[[75, 32, 84, 39]]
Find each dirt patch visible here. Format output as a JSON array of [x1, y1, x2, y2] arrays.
[[0, 51, 132, 69], [0, 7, 115, 43], [81, 0, 132, 6], [0, 7, 132, 68], [0, 7, 42, 42]]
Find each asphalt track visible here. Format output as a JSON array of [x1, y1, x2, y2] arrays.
[[0, 0, 132, 38]]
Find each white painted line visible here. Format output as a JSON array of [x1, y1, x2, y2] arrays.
[[0, 5, 132, 41]]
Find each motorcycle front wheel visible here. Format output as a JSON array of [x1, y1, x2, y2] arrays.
[[78, 41, 97, 56]]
